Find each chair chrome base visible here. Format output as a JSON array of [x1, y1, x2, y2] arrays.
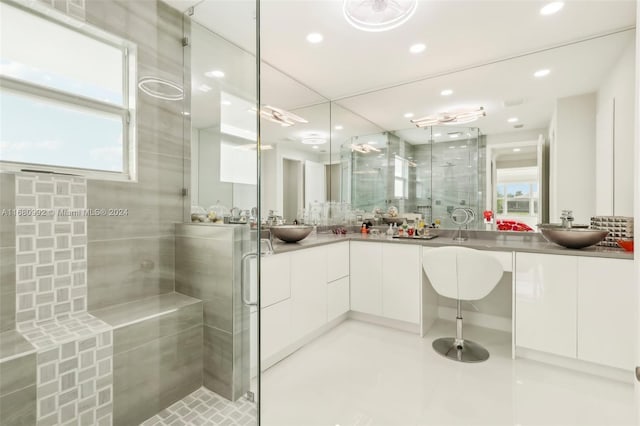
[[432, 337, 490, 363]]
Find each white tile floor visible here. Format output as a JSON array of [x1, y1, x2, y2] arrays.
[[261, 319, 637, 426]]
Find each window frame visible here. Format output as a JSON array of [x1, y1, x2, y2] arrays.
[[0, 0, 138, 182]]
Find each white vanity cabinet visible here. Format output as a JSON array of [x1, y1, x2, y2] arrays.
[[515, 252, 635, 371], [327, 242, 350, 321], [350, 241, 383, 316], [382, 243, 421, 323], [577, 257, 635, 370], [290, 246, 328, 341], [260, 253, 293, 363], [515, 252, 578, 358], [350, 241, 421, 324]]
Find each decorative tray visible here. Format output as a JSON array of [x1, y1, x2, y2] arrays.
[[392, 235, 438, 240]]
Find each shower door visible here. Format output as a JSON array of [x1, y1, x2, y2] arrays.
[[184, 0, 261, 424]]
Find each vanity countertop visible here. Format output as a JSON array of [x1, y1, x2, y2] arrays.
[[269, 231, 633, 259]]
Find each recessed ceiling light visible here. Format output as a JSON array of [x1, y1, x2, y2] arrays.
[[460, 145, 467, 148], [404, 112, 414, 118], [433, 133, 441, 137], [507, 117, 519, 123], [335, 125, 343, 130], [306, 33, 323, 43], [440, 89, 453, 96], [540, 2, 564, 15], [197, 84, 212, 93], [449, 134, 459, 139], [205, 70, 225, 78], [221, 100, 231, 106], [312, 145, 319, 149], [513, 148, 521, 152], [449, 146, 456, 148], [534, 69, 550, 78], [409, 43, 426, 54]]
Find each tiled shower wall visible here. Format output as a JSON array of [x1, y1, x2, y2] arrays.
[[0, 0, 192, 424], [0, 0, 188, 340], [84, 0, 189, 311]]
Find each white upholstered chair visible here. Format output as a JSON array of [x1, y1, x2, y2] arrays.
[[422, 246, 504, 362]]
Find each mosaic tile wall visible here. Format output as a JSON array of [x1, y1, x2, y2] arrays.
[[14, 173, 113, 426], [14, 173, 88, 325]]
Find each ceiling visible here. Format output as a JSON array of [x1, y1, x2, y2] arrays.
[[167, 0, 637, 153]]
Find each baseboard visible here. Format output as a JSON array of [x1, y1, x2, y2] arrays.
[[348, 311, 421, 334], [437, 306, 512, 333], [516, 346, 633, 384]]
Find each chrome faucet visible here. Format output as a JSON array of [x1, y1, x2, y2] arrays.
[[560, 210, 574, 229], [266, 210, 283, 226]]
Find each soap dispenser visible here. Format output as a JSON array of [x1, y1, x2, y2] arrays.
[[387, 223, 394, 237]]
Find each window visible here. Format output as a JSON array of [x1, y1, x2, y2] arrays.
[[394, 155, 408, 198], [495, 167, 539, 218], [0, 1, 137, 180]]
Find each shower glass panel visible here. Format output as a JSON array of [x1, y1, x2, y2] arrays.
[[182, 1, 260, 424], [343, 126, 483, 229]]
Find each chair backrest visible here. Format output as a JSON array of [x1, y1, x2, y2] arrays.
[[422, 246, 504, 301]]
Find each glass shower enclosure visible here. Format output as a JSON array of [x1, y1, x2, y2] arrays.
[[342, 125, 485, 229]]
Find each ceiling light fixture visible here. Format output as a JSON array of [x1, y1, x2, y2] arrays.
[[335, 125, 343, 130], [205, 70, 225, 78], [440, 89, 453, 96], [306, 32, 324, 43], [138, 76, 184, 101], [507, 117, 519, 123], [351, 143, 380, 153], [409, 43, 426, 54], [343, 0, 418, 32], [404, 112, 414, 118], [302, 135, 327, 145], [513, 148, 521, 152], [534, 69, 550, 78], [433, 133, 441, 137], [312, 146, 319, 149], [221, 100, 231, 106], [258, 105, 309, 127], [411, 107, 486, 127], [540, 1, 564, 15]]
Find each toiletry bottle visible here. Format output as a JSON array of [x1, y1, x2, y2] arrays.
[[387, 223, 394, 237], [361, 223, 368, 234]]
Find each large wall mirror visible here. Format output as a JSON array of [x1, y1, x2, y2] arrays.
[[334, 28, 635, 229], [188, 0, 635, 232]]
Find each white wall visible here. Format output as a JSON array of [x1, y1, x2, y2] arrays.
[[262, 143, 324, 216], [596, 38, 636, 216], [549, 93, 597, 224]]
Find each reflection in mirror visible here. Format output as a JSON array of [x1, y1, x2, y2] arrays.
[[340, 126, 484, 229], [190, 22, 257, 218], [335, 29, 635, 229]]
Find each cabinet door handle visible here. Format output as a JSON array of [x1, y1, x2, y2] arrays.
[[241, 252, 258, 306]]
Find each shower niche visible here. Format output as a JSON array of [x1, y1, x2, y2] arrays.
[[341, 126, 485, 229]]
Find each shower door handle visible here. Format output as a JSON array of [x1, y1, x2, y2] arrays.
[[241, 252, 258, 307]]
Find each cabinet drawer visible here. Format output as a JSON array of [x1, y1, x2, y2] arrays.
[[261, 253, 291, 307]]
